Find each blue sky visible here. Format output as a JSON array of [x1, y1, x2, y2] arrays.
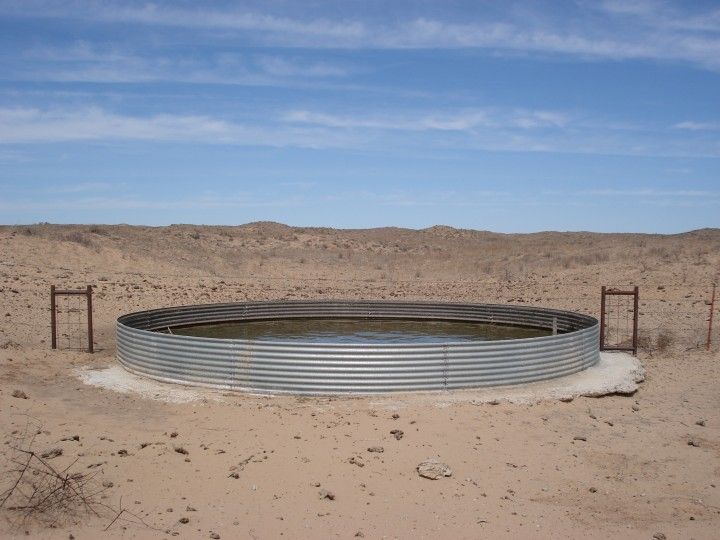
[[0, 0, 718, 232]]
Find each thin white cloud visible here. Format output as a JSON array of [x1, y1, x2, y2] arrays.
[[3, 1, 719, 70], [0, 193, 306, 212], [674, 121, 719, 131], [254, 56, 348, 78], [0, 107, 353, 148], [583, 189, 720, 197], [48, 182, 114, 194], [0, 106, 717, 159], [283, 109, 568, 132]]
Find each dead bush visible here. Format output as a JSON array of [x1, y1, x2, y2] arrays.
[[61, 232, 93, 248], [655, 331, 674, 353], [1, 422, 154, 532]]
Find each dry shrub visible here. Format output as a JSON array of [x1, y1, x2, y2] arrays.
[[1, 422, 154, 532], [87, 226, 108, 236], [61, 232, 93, 248], [656, 331, 674, 353]]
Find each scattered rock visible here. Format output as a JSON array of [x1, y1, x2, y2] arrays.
[[40, 448, 63, 459], [210, 533, 220, 539], [652, 533, 666, 540], [174, 446, 188, 455], [391, 413, 400, 419], [589, 487, 597, 493], [11, 389, 28, 399], [390, 429, 404, 440], [117, 449, 128, 457], [559, 396, 573, 403], [170, 431, 178, 438], [632, 405, 640, 412], [688, 438, 700, 447], [355, 532, 365, 537], [179, 517, 189, 524], [696, 419, 706, 427], [573, 436, 587, 442], [349, 456, 364, 468], [102, 480, 114, 488], [186, 506, 197, 512], [417, 459, 452, 480], [367, 446, 384, 453], [319, 489, 335, 501]]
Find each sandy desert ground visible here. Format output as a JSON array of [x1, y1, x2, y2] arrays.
[[1, 223, 719, 539]]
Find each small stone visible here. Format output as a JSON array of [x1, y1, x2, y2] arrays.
[[170, 431, 178, 438], [349, 456, 364, 468], [174, 446, 188, 455], [391, 413, 400, 419], [117, 449, 128, 456], [652, 533, 666, 540], [696, 419, 706, 427], [228, 472, 240, 479], [589, 487, 597, 493], [355, 532, 365, 537], [11, 389, 28, 399], [210, 533, 221, 539], [166, 508, 173, 513], [40, 448, 63, 459], [632, 405, 640, 412], [367, 446, 384, 453], [559, 396, 573, 403], [179, 517, 189, 524], [294, 435, 301, 439], [186, 506, 197, 512], [319, 489, 335, 500], [417, 459, 452, 480], [390, 429, 404, 440], [573, 436, 587, 442], [102, 480, 114, 488], [688, 439, 700, 447]]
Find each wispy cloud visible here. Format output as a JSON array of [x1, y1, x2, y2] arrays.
[[0, 105, 717, 158], [0, 107, 354, 148], [48, 182, 114, 194], [4, 1, 719, 70], [583, 189, 720, 197], [5, 41, 351, 87], [674, 121, 719, 131], [284, 109, 569, 132], [0, 193, 306, 213]]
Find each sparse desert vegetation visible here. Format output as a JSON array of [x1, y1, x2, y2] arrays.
[[1, 223, 719, 538]]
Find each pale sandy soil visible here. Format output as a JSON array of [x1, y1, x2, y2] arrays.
[[1, 223, 719, 539]]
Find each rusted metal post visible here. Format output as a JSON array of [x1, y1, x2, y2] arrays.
[[86, 285, 94, 354], [632, 285, 639, 356], [50, 285, 57, 349], [708, 283, 716, 352], [600, 286, 606, 351]]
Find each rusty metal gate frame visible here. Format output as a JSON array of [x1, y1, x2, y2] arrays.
[[50, 285, 94, 353], [600, 286, 639, 355]]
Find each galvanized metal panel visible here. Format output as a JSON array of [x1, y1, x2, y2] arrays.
[[117, 301, 599, 395]]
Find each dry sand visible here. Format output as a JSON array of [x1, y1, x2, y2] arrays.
[[1, 223, 719, 539]]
